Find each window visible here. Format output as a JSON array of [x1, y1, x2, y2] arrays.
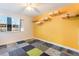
[[0, 16, 24, 32]]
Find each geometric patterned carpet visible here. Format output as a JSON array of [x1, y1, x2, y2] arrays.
[[0, 39, 79, 56]]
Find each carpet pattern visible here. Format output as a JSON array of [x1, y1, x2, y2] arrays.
[[0, 39, 79, 56]]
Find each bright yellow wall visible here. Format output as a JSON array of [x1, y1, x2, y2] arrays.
[[33, 4, 79, 50]]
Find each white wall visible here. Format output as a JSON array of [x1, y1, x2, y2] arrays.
[[0, 10, 32, 45]]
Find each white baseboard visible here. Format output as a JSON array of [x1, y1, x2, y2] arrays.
[[33, 37, 79, 53], [0, 37, 32, 46]]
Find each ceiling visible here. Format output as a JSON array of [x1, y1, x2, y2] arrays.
[[0, 3, 70, 16]]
